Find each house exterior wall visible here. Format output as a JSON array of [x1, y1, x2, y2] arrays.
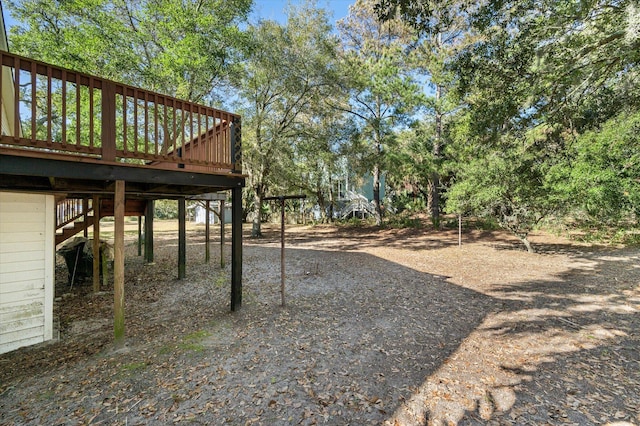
[[194, 204, 232, 225], [0, 63, 20, 137], [0, 191, 55, 354]]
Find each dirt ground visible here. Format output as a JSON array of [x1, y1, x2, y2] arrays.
[[1, 221, 639, 426]]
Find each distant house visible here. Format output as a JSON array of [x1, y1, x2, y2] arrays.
[[336, 172, 385, 219], [191, 200, 231, 225]]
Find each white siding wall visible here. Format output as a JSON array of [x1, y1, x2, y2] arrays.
[[0, 192, 54, 354]]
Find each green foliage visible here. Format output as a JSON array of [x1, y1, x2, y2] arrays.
[[378, 0, 640, 245], [389, 190, 427, 213], [445, 134, 565, 252], [7, 0, 252, 102], [562, 110, 640, 224], [384, 212, 423, 229], [154, 200, 178, 219]]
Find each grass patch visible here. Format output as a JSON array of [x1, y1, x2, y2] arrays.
[[158, 330, 211, 355], [183, 330, 210, 341], [213, 274, 227, 289], [121, 361, 147, 372], [177, 342, 206, 352], [177, 330, 210, 352]]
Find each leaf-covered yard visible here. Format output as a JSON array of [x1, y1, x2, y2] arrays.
[[1, 223, 639, 425]]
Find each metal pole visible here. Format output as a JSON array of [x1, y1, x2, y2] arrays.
[[178, 198, 186, 279], [280, 197, 286, 307], [220, 199, 225, 269], [263, 194, 306, 307], [205, 200, 210, 263]]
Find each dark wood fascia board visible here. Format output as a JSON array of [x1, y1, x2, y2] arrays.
[[0, 154, 245, 197]]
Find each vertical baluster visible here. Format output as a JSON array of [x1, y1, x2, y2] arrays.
[[31, 61, 37, 143], [215, 112, 221, 165], [172, 98, 177, 160], [122, 86, 128, 154], [154, 93, 159, 156], [89, 77, 94, 148], [47, 66, 52, 144], [144, 91, 149, 156], [61, 70, 67, 144], [197, 105, 205, 162], [180, 105, 185, 161], [214, 112, 219, 166], [228, 113, 233, 166], [222, 112, 227, 166], [188, 102, 193, 163], [204, 108, 212, 164], [13, 56, 20, 141], [162, 96, 168, 157], [133, 88, 138, 155], [75, 75, 81, 146]]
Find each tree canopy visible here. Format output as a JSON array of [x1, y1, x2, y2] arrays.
[[7, 0, 252, 102], [7, 0, 640, 249]]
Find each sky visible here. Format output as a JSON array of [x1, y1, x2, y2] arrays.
[[251, 0, 353, 24], [1, 1, 355, 32]]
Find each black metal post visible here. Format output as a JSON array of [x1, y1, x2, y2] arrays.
[[178, 198, 186, 279], [231, 187, 243, 311]]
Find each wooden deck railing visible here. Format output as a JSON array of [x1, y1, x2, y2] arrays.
[[0, 51, 241, 174], [56, 197, 91, 229]]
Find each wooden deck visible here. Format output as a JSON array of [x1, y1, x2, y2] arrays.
[[0, 50, 244, 322], [0, 51, 243, 196]]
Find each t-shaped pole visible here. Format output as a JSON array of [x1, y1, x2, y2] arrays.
[[264, 195, 307, 306]]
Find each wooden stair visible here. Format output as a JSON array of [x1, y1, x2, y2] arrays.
[[56, 216, 94, 246], [56, 198, 147, 246]]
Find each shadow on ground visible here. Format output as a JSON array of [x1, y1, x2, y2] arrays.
[[1, 230, 638, 426]]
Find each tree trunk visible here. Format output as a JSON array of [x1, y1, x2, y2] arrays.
[[431, 73, 443, 227], [328, 176, 335, 223], [252, 188, 263, 238], [317, 191, 327, 223], [373, 164, 382, 226], [429, 173, 440, 227], [518, 234, 535, 253]]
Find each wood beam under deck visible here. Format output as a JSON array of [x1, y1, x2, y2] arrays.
[[0, 154, 244, 197]]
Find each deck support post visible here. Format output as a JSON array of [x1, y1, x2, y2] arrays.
[[137, 216, 142, 256], [144, 200, 154, 264], [205, 200, 210, 263], [220, 199, 225, 269], [92, 196, 101, 292], [280, 198, 286, 307], [83, 198, 89, 238], [114, 180, 125, 344], [231, 187, 242, 311], [178, 197, 186, 280]]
